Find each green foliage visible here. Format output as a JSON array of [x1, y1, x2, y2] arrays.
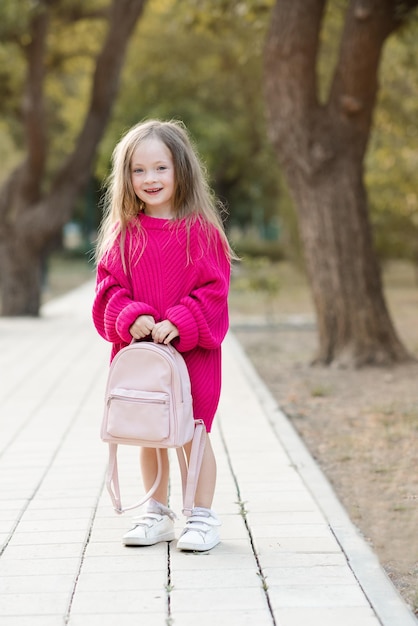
[[0, 0, 108, 177], [0, 0, 32, 39], [0, 4, 27, 157], [366, 20, 418, 262], [45, 13, 106, 163], [1, 0, 417, 264], [317, 0, 348, 104], [231, 255, 280, 318], [315, 1, 418, 264], [232, 256, 280, 296], [312, 2, 418, 264], [232, 238, 284, 262], [0, 122, 23, 185], [97, 0, 283, 235]]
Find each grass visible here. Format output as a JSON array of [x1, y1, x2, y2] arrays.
[[230, 258, 312, 319], [42, 253, 94, 303], [310, 385, 332, 397]]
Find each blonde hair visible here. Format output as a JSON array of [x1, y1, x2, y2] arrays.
[[95, 119, 234, 266]]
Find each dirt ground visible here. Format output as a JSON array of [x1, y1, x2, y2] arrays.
[[230, 260, 418, 615]]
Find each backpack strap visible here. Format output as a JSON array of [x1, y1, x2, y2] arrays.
[[177, 420, 207, 516], [106, 444, 163, 514], [106, 420, 206, 516]]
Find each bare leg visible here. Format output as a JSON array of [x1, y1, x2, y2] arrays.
[[140, 447, 169, 506], [122, 447, 174, 546], [183, 435, 216, 509], [177, 435, 220, 551]]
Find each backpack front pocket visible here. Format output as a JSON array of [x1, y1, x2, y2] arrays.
[[106, 389, 170, 442]]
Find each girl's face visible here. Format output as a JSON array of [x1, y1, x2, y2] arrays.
[[130, 137, 175, 218]]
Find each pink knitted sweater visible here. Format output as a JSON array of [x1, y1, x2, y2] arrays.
[[92, 213, 231, 432]]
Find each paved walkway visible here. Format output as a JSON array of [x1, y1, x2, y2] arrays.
[[0, 282, 416, 626]]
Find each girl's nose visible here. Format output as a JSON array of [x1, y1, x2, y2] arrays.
[[144, 169, 157, 183]]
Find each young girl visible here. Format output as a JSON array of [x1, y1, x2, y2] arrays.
[[92, 120, 232, 551]]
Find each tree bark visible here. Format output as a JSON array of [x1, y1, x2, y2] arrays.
[[0, 0, 147, 316], [264, 0, 415, 366]]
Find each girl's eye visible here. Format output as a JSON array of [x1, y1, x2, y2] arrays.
[[157, 166, 167, 171], [133, 168, 143, 174]]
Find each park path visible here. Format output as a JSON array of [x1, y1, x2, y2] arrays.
[[0, 281, 416, 626]]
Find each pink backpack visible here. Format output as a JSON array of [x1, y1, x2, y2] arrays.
[[101, 341, 206, 515]]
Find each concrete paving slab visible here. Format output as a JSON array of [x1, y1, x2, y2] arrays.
[[1, 617, 63, 626], [170, 611, 274, 626], [275, 607, 381, 626], [171, 585, 268, 611], [69, 589, 167, 614], [67, 615, 170, 626], [0, 281, 416, 626], [0, 574, 74, 594], [0, 591, 71, 616]]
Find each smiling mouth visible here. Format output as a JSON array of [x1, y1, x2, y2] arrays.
[[145, 187, 162, 194]]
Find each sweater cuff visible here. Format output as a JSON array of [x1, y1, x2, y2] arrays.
[[166, 305, 199, 352], [115, 302, 159, 343]]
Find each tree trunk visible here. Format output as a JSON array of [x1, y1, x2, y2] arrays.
[[0, 238, 42, 316], [264, 0, 413, 366], [0, 0, 147, 317], [287, 150, 408, 366]]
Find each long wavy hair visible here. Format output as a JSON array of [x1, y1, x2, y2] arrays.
[[95, 119, 234, 268]]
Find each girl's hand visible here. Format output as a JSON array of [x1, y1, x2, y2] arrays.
[[152, 320, 179, 345], [130, 315, 155, 340]]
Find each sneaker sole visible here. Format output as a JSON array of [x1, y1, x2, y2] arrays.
[[177, 537, 220, 552], [123, 531, 175, 547]]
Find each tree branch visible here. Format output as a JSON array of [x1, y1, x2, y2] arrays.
[[20, 5, 49, 204], [0, 163, 25, 234], [264, 0, 326, 128], [55, 0, 147, 190], [328, 0, 417, 153], [20, 0, 147, 241], [264, 0, 328, 175], [393, 0, 418, 21], [45, 0, 110, 22], [329, 1, 393, 113]]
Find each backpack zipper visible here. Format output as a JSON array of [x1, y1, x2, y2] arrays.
[[108, 394, 168, 405]]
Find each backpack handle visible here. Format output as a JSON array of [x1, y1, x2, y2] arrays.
[[105, 419, 206, 515], [177, 420, 206, 516], [106, 445, 163, 514]]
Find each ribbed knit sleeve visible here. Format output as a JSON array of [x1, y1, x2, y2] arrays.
[[92, 260, 159, 344], [166, 228, 230, 352], [92, 214, 231, 429]]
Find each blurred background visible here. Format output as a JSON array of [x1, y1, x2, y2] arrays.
[[1, 1, 418, 610], [0, 0, 417, 359]]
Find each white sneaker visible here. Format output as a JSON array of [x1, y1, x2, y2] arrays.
[[122, 512, 175, 546], [177, 507, 221, 552]]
